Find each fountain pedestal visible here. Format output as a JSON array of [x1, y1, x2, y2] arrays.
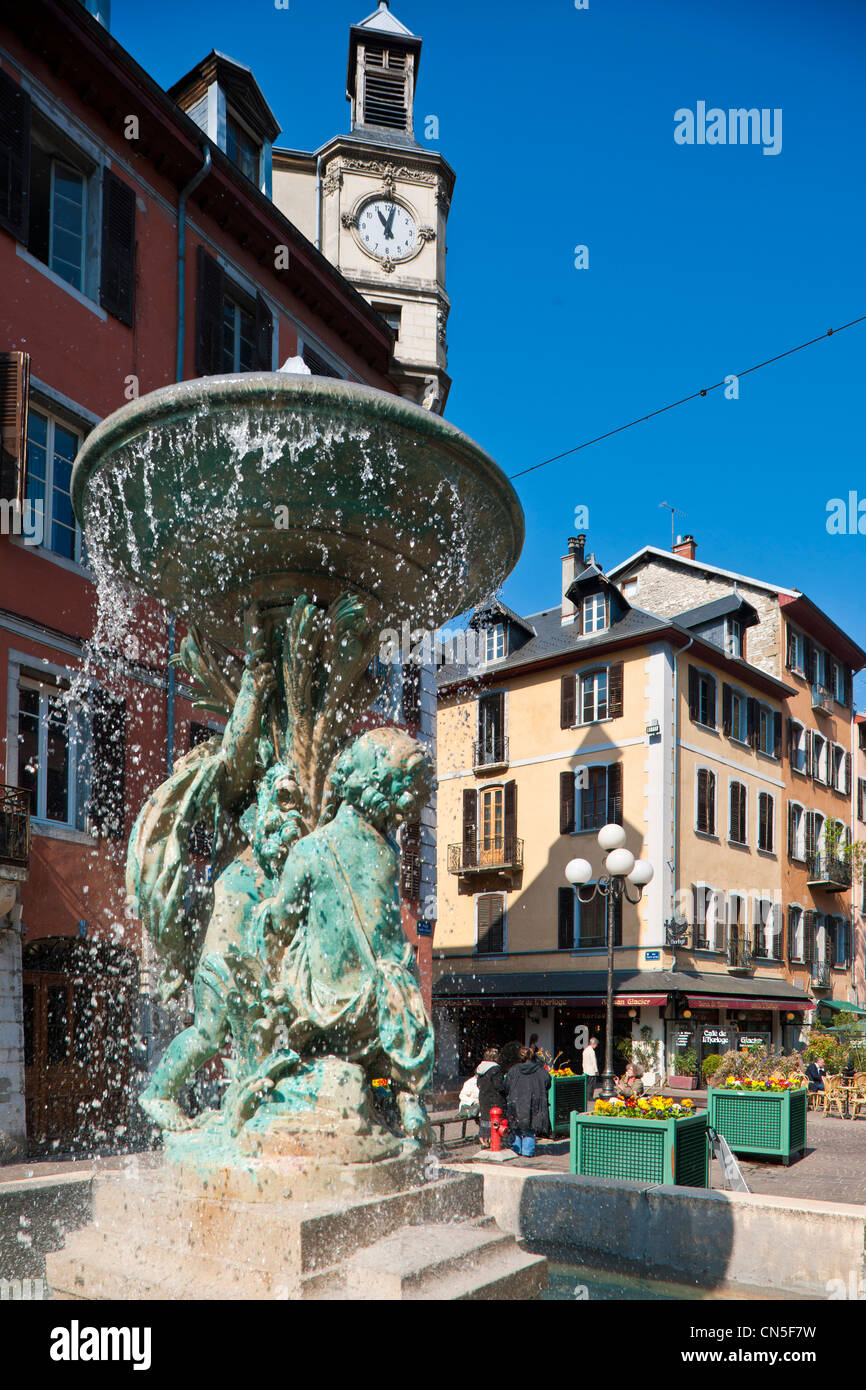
[[46, 1156, 547, 1301]]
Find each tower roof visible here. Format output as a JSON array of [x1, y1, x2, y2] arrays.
[[354, 2, 416, 38], [347, 3, 422, 104]]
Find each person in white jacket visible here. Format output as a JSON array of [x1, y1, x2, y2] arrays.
[[582, 1037, 600, 1097]]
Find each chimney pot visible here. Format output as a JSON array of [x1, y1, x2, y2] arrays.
[[672, 534, 697, 561]]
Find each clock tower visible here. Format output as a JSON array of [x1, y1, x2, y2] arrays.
[[320, 3, 455, 413]]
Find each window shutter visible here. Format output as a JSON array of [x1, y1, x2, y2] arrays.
[[772, 711, 782, 760], [560, 674, 575, 728], [0, 68, 31, 242], [858, 778, 865, 824], [88, 689, 127, 839], [785, 626, 796, 670], [721, 684, 732, 736], [843, 752, 852, 796], [503, 779, 517, 853], [99, 169, 136, 326], [462, 788, 477, 858], [688, 666, 699, 722], [0, 349, 30, 507], [558, 886, 574, 951], [746, 697, 759, 749], [803, 911, 816, 964], [574, 600, 584, 637], [195, 246, 225, 376], [785, 906, 795, 964], [559, 769, 575, 834], [786, 718, 794, 762], [607, 662, 623, 719], [606, 761, 623, 825], [804, 729, 813, 779], [399, 821, 421, 900], [254, 292, 273, 370], [844, 669, 852, 707], [787, 802, 794, 857], [477, 893, 504, 954], [804, 639, 815, 685]]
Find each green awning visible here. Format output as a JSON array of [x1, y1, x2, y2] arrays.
[[816, 999, 866, 1016]]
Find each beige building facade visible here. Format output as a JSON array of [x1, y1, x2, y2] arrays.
[[433, 536, 865, 1083]]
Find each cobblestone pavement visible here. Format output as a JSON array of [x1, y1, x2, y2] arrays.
[[433, 1112, 866, 1206]]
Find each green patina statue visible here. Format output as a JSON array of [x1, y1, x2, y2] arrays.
[[126, 594, 434, 1164]]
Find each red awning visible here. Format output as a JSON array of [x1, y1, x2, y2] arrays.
[[687, 994, 812, 1012], [449, 993, 669, 1008]]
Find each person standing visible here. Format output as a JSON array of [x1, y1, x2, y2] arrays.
[[582, 1036, 600, 1098], [505, 1047, 552, 1157], [476, 1048, 507, 1149]]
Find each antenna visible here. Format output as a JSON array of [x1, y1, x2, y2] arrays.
[[659, 501, 686, 550]]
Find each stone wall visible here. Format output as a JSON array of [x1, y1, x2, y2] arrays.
[[0, 924, 26, 1161]]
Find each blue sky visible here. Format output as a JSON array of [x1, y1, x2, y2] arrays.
[[112, 0, 866, 696]]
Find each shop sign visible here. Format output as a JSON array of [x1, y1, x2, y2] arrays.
[[738, 1032, 771, 1048], [700, 1027, 733, 1049], [674, 1028, 694, 1049]]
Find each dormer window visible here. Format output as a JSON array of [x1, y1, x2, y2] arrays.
[[485, 625, 506, 663], [582, 593, 607, 635], [726, 619, 742, 659], [226, 115, 260, 184]]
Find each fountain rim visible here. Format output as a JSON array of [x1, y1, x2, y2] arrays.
[[70, 372, 526, 555]]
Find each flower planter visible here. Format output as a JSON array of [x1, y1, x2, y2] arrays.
[[548, 1074, 589, 1136], [569, 1109, 709, 1187], [708, 1087, 807, 1166], [668, 1075, 698, 1090]]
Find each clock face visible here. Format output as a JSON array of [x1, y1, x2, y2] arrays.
[[357, 198, 419, 262]]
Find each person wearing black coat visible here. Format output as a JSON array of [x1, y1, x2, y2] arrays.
[[475, 1049, 507, 1148], [505, 1047, 552, 1157], [805, 1059, 826, 1093]]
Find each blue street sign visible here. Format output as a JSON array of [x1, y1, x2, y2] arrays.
[[644, 950, 660, 961], [417, 920, 433, 937]]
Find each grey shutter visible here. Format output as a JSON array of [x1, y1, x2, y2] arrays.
[[462, 788, 477, 861], [477, 893, 504, 954], [559, 770, 575, 834], [0, 350, 30, 508], [843, 753, 852, 796], [722, 684, 732, 737], [606, 761, 623, 825], [503, 779, 517, 856], [558, 886, 574, 951], [787, 802, 794, 857], [607, 662, 623, 719], [0, 68, 31, 242], [89, 689, 127, 839], [773, 711, 782, 760], [560, 674, 575, 728], [195, 246, 224, 375], [688, 666, 699, 722], [254, 292, 273, 370], [99, 168, 136, 325]]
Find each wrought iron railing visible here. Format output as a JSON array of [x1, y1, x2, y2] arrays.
[[727, 938, 753, 970], [811, 684, 831, 712], [473, 737, 509, 768], [811, 960, 831, 988], [806, 854, 850, 889], [0, 785, 30, 870], [447, 838, 524, 874]]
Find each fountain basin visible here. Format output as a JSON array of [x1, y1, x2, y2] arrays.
[[71, 374, 524, 645]]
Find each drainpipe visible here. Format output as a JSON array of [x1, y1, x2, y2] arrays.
[[169, 146, 211, 773], [671, 633, 695, 926], [315, 152, 324, 251]]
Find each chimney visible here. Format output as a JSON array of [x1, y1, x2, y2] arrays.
[[672, 534, 697, 561], [561, 535, 587, 622]]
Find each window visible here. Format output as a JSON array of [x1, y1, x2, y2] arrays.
[[362, 46, 410, 131], [373, 303, 402, 337], [622, 578, 638, 598], [729, 781, 747, 844], [576, 888, 622, 950], [758, 705, 776, 757], [788, 802, 805, 860], [580, 669, 608, 723], [485, 625, 506, 663], [829, 916, 850, 968], [813, 648, 827, 690], [26, 408, 84, 563], [730, 689, 747, 742], [689, 668, 717, 729], [576, 764, 622, 833], [476, 893, 505, 955], [789, 720, 807, 774], [582, 593, 606, 634], [728, 893, 747, 956], [692, 884, 724, 951], [558, 887, 575, 951], [226, 115, 260, 184], [788, 906, 804, 962], [476, 691, 505, 766], [757, 791, 774, 853], [696, 768, 716, 836], [16, 676, 86, 828], [480, 787, 503, 856], [726, 619, 742, 658], [786, 627, 805, 673], [754, 899, 782, 960], [858, 777, 866, 824], [832, 745, 850, 795], [222, 292, 256, 373], [28, 136, 88, 291], [812, 734, 828, 785]]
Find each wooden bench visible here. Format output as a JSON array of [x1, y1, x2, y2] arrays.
[[429, 1111, 479, 1148]]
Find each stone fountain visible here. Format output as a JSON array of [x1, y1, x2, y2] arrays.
[[45, 373, 545, 1299]]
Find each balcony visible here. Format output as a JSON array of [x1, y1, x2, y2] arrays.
[[448, 837, 524, 877], [0, 786, 30, 874], [473, 737, 509, 771], [727, 938, 753, 974], [811, 684, 831, 713], [806, 853, 851, 891], [811, 961, 831, 990]]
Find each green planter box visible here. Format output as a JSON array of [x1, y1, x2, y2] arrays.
[[569, 1109, 709, 1187], [708, 1087, 807, 1166], [548, 1074, 589, 1135]]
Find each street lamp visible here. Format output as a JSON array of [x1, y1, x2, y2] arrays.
[[566, 825, 654, 1099]]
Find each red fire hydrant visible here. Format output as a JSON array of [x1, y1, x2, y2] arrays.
[[490, 1106, 508, 1152]]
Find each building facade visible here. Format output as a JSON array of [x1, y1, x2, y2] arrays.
[[0, 0, 441, 1155], [433, 535, 865, 1083]]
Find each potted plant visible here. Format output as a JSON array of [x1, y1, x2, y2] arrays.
[[701, 1053, 723, 1087], [707, 1061, 808, 1166], [547, 1064, 589, 1136], [669, 1048, 699, 1090], [570, 1097, 709, 1187]]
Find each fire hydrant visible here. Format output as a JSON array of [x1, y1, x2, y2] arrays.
[[490, 1106, 508, 1152]]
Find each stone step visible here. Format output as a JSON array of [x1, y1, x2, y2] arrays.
[[407, 1246, 549, 1302], [90, 1171, 484, 1276], [47, 1232, 281, 1303], [342, 1218, 526, 1299]]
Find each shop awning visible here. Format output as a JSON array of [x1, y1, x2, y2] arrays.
[[686, 994, 812, 1013], [433, 968, 813, 1010], [815, 999, 866, 1017]]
